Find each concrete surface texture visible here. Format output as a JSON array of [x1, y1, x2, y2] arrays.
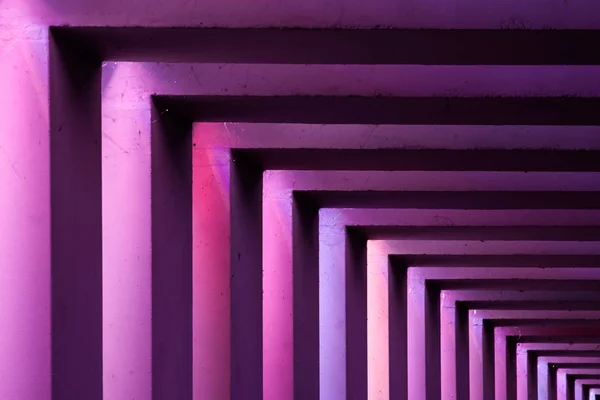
[[2, 0, 600, 399]]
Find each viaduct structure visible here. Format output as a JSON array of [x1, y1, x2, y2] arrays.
[[2, 0, 600, 399]]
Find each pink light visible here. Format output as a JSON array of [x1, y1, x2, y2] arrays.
[[102, 63, 152, 400], [318, 212, 348, 400], [192, 124, 232, 399], [262, 171, 294, 400], [0, 26, 51, 400], [367, 241, 390, 400], [469, 312, 485, 400]]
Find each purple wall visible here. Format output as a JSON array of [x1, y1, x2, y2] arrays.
[[2, 1, 600, 399]]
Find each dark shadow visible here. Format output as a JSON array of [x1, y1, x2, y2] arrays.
[[169, 95, 600, 126], [49, 27, 600, 65], [455, 302, 470, 400], [389, 257, 408, 400], [228, 153, 264, 400], [425, 282, 442, 400], [150, 99, 194, 400], [291, 193, 320, 399], [506, 336, 518, 400], [482, 320, 496, 400], [344, 227, 368, 399], [548, 364, 557, 400], [237, 148, 600, 173], [49, 27, 103, 400]]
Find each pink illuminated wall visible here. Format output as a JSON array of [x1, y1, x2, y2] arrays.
[[3, 0, 600, 399]]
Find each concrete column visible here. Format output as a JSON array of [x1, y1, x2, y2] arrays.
[[264, 172, 321, 400], [495, 331, 508, 400], [536, 359, 550, 400], [318, 215, 349, 400], [440, 293, 457, 400], [366, 242, 395, 400], [319, 214, 367, 400], [102, 63, 153, 400], [192, 124, 236, 400], [470, 313, 485, 400], [557, 370, 567, 400], [407, 268, 441, 400], [466, 311, 496, 400], [0, 16, 51, 400]]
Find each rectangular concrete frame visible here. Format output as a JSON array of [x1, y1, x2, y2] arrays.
[[369, 240, 600, 400], [103, 62, 600, 400], [6, 20, 600, 400], [101, 58, 600, 400], [530, 347, 600, 399], [541, 357, 600, 400], [590, 388, 600, 399], [574, 379, 600, 400], [472, 310, 600, 400], [440, 282, 600, 400], [504, 327, 600, 400], [442, 291, 600, 400], [4, 1, 600, 400], [519, 343, 600, 399], [495, 327, 600, 400], [268, 168, 600, 400], [62, 30, 592, 400], [559, 369, 600, 400], [319, 209, 600, 399], [104, 60, 587, 400], [535, 356, 600, 399], [100, 55, 600, 400]]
